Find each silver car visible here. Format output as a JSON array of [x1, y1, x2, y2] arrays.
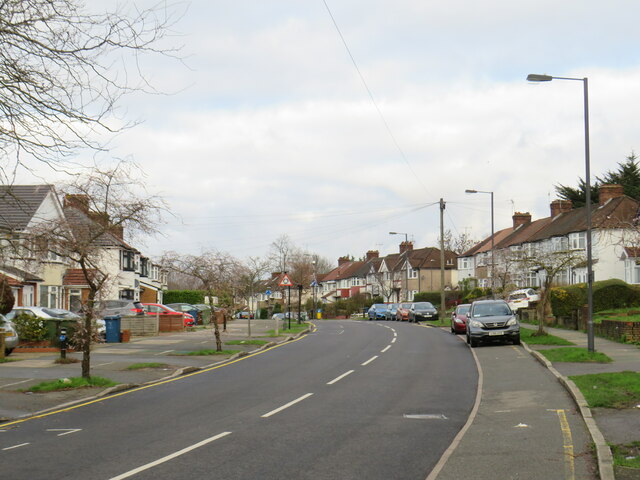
[[1, 314, 19, 356]]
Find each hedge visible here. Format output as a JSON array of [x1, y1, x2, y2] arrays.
[[550, 279, 640, 316], [414, 290, 463, 307], [163, 290, 205, 305]]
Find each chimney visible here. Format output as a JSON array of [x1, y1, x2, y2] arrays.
[[338, 256, 350, 266], [64, 194, 90, 212], [110, 225, 124, 240], [512, 212, 531, 228], [399, 241, 414, 254], [550, 200, 572, 217], [366, 250, 379, 261], [599, 184, 624, 205]]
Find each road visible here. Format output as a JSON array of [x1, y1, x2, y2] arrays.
[[0, 320, 597, 479]]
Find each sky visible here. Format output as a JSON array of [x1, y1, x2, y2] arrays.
[[17, 0, 640, 267]]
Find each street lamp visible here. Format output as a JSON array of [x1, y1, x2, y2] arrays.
[[527, 73, 594, 353], [465, 189, 495, 298], [389, 231, 410, 301]]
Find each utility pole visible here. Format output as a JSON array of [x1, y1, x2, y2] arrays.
[[440, 199, 446, 317]]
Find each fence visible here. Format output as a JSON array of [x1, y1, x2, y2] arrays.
[[120, 315, 159, 336]]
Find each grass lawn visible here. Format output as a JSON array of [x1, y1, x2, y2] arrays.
[[520, 327, 575, 346], [24, 376, 117, 393], [569, 371, 640, 408], [0, 357, 17, 363], [540, 347, 612, 363], [172, 349, 239, 356], [594, 308, 640, 324], [126, 362, 170, 370], [225, 339, 269, 346]]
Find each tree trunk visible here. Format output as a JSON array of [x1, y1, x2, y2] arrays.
[[81, 287, 97, 378]]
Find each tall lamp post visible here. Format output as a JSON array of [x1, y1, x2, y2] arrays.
[[527, 73, 594, 353], [389, 231, 410, 301], [465, 189, 495, 298]]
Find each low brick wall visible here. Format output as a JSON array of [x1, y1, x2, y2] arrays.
[[595, 319, 640, 343], [159, 315, 185, 332]]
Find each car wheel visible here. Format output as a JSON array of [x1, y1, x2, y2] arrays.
[[451, 325, 455, 333], [513, 335, 521, 346], [470, 337, 479, 348], [5, 348, 13, 356], [466, 333, 470, 344]]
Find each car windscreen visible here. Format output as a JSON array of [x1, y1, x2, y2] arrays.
[[472, 303, 511, 317], [42, 308, 80, 319], [457, 305, 470, 315], [413, 302, 434, 309], [508, 293, 527, 300]]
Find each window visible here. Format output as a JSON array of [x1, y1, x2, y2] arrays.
[[569, 232, 586, 250], [39, 286, 59, 308], [625, 260, 640, 284], [408, 290, 418, 301], [525, 271, 539, 287], [408, 267, 418, 279], [140, 258, 149, 277], [121, 250, 135, 271], [551, 237, 569, 252], [151, 265, 159, 281], [68, 288, 82, 313], [119, 289, 134, 300], [458, 257, 471, 269]]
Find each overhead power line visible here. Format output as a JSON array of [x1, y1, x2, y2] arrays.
[[321, 0, 429, 193]]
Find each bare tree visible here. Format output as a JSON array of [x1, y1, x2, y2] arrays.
[[32, 163, 166, 378], [268, 234, 295, 273], [441, 229, 480, 255], [0, 0, 182, 178], [164, 251, 241, 351], [237, 256, 270, 315], [518, 243, 586, 335]]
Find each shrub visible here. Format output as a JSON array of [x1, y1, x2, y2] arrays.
[[162, 290, 205, 305], [0, 276, 15, 315], [550, 279, 640, 317], [12, 313, 48, 342]]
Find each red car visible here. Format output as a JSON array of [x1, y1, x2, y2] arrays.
[[395, 303, 413, 321], [451, 303, 471, 334], [142, 303, 195, 327]]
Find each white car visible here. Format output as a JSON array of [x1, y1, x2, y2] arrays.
[[507, 289, 540, 311]]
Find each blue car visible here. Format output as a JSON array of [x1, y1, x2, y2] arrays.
[[367, 303, 388, 321]]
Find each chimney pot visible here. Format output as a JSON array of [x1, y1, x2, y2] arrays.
[[599, 184, 624, 205], [399, 241, 414, 254], [512, 212, 531, 228], [550, 200, 572, 217]]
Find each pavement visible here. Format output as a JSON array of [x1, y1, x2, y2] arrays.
[[520, 322, 640, 480], [1, 318, 639, 479]]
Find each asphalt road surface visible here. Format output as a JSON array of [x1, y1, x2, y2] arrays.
[[1, 320, 477, 480], [1, 320, 598, 479]]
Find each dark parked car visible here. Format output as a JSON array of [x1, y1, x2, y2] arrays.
[[384, 303, 399, 321], [466, 300, 519, 348], [367, 304, 388, 320], [167, 303, 200, 324], [450, 303, 471, 334], [408, 302, 438, 322], [395, 303, 413, 321]]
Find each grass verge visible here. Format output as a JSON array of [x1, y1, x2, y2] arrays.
[[225, 339, 269, 346], [266, 322, 309, 337], [611, 441, 640, 469], [521, 327, 575, 345], [172, 349, 239, 356], [569, 371, 640, 408], [540, 347, 612, 363], [24, 376, 117, 393], [126, 362, 170, 370]]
